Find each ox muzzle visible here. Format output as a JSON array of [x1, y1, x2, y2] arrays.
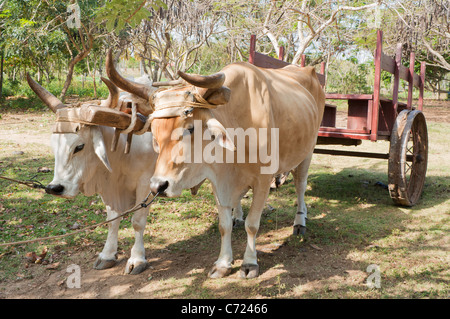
[[45, 184, 65, 196], [149, 178, 169, 197]]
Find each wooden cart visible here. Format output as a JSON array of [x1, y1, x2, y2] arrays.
[[249, 30, 428, 206]]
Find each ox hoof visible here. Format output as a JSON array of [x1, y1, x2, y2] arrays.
[[240, 264, 259, 279], [208, 265, 232, 278], [93, 257, 116, 270], [233, 218, 245, 229], [293, 225, 307, 236], [124, 260, 148, 275]]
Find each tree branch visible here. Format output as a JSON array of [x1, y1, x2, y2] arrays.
[[57, 16, 81, 52], [262, 0, 280, 54], [291, 0, 382, 65], [422, 36, 450, 71], [125, 0, 147, 24]]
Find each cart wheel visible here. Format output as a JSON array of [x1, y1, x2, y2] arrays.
[[388, 110, 428, 206]]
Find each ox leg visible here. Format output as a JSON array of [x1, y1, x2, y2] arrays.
[[232, 201, 245, 228], [208, 205, 234, 278], [232, 189, 249, 228], [241, 182, 271, 279], [124, 207, 149, 275], [292, 152, 313, 236], [94, 206, 120, 270]]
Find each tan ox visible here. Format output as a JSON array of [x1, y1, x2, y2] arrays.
[[116, 62, 325, 278]]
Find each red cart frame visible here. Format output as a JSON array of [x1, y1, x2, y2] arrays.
[[249, 30, 428, 206]]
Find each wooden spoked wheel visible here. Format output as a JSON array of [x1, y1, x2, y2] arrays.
[[388, 110, 428, 206]]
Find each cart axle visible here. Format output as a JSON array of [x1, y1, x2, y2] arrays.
[[313, 148, 413, 161]]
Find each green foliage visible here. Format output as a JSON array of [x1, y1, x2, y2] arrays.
[[1, 76, 108, 104], [341, 63, 373, 94], [1, 0, 446, 105], [381, 71, 392, 89], [327, 53, 374, 95], [1, 0, 69, 77], [95, 0, 166, 32], [194, 41, 230, 74]]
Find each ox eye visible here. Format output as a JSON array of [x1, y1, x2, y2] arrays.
[[74, 144, 85, 154], [185, 125, 194, 135]]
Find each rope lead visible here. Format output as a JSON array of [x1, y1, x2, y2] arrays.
[[0, 191, 159, 247]]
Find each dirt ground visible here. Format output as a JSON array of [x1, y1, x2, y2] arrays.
[[1, 231, 360, 299], [0, 99, 448, 299]]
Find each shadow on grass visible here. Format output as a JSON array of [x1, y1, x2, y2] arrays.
[[138, 166, 447, 298], [0, 154, 108, 278], [1, 155, 447, 298]]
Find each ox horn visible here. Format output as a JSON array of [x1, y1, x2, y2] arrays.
[[100, 77, 119, 109], [152, 79, 184, 87], [177, 70, 225, 89], [106, 49, 152, 101], [26, 73, 66, 113]]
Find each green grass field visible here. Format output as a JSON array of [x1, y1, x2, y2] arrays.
[[0, 100, 448, 299]]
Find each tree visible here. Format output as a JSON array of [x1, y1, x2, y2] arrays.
[[1, 0, 67, 88], [285, 0, 382, 64], [0, 0, 6, 98], [387, 0, 449, 71], [0, 1, 98, 100], [37, 1, 101, 101], [127, 0, 221, 81], [95, 0, 166, 32], [212, 0, 382, 68], [57, 21, 94, 100]]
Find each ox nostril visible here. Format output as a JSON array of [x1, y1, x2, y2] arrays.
[[158, 181, 169, 193], [150, 179, 169, 195], [45, 184, 65, 195]]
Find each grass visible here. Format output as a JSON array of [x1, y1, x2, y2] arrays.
[[0, 99, 448, 299], [1, 76, 110, 113]]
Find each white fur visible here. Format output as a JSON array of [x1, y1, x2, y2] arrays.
[[49, 123, 157, 274]]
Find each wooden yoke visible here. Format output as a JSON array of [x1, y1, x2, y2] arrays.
[[54, 105, 148, 131], [55, 105, 150, 154]]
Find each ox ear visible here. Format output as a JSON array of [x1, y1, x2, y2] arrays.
[[206, 118, 235, 152], [152, 136, 160, 153], [91, 127, 113, 173], [201, 87, 231, 105]]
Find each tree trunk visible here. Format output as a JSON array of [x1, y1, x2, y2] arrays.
[[86, 57, 97, 99], [0, 50, 4, 99], [58, 24, 93, 102], [60, 60, 76, 101], [437, 80, 441, 101], [98, 57, 103, 79], [59, 49, 92, 101], [92, 70, 97, 99], [292, 38, 311, 65], [152, 64, 159, 82]]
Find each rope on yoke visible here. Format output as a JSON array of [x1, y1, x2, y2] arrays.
[[120, 102, 138, 135], [0, 191, 159, 247]]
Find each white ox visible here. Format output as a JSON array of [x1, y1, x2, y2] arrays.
[[26, 73, 160, 274], [115, 62, 325, 278]]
